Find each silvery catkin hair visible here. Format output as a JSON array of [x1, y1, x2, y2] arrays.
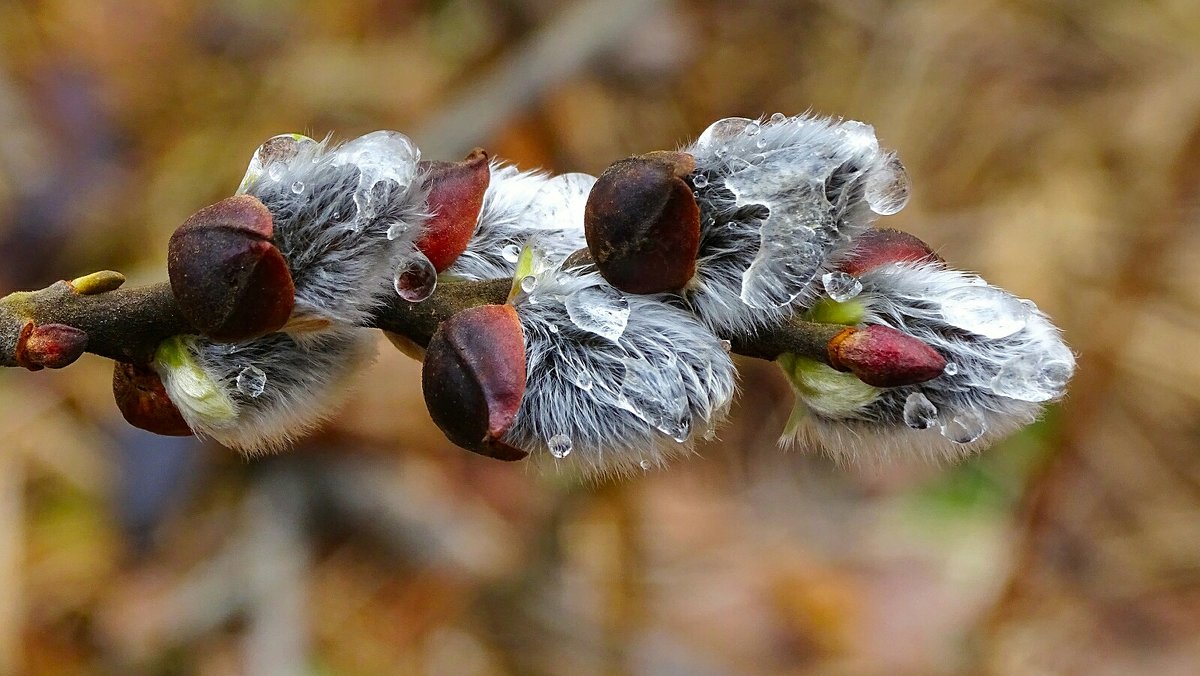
[[445, 163, 592, 280], [680, 114, 910, 336], [237, 131, 430, 330], [503, 259, 737, 477], [780, 261, 1075, 464]]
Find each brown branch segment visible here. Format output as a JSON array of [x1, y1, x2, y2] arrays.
[[0, 272, 843, 370]]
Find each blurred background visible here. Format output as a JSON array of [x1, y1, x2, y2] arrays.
[[1, 0, 1198, 674]]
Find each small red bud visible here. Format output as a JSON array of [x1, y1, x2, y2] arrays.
[[112, 361, 193, 436], [416, 148, 491, 271], [422, 304, 527, 461], [827, 324, 947, 388], [168, 195, 295, 342], [585, 151, 701, 294], [839, 228, 942, 276], [15, 321, 88, 370]]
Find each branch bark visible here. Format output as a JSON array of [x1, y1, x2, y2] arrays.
[[0, 272, 841, 369]]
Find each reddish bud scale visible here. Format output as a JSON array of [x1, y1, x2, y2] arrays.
[[416, 148, 491, 272], [112, 361, 193, 436], [422, 304, 528, 461], [15, 321, 88, 370], [839, 228, 942, 276], [585, 152, 701, 294], [828, 324, 947, 388], [168, 195, 295, 342]]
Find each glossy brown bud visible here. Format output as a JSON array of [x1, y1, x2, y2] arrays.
[[416, 148, 491, 272], [839, 228, 942, 276], [113, 361, 193, 436], [585, 151, 700, 294], [828, 324, 947, 388], [14, 321, 88, 370], [168, 195, 295, 342], [422, 304, 527, 461]]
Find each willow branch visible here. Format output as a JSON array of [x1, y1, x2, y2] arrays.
[[0, 272, 839, 369]]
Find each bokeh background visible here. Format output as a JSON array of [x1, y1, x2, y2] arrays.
[[1, 0, 1198, 674]]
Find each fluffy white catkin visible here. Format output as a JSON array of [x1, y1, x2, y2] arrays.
[[237, 131, 430, 329], [781, 261, 1075, 464], [503, 259, 737, 477], [681, 114, 910, 337], [445, 163, 592, 281]]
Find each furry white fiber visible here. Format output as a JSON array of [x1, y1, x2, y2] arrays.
[[504, 260, 737, 477], [238, 132, 430, 329], [445, 163, 591, 280], [682, 114, 910, 336], [154, 328, 376, 455], [782, 262, 1075, 464]]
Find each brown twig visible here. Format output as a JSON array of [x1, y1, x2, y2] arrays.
[[0, 273, 843, 369]]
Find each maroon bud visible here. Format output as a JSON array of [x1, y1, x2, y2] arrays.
[[827, 325, 947, 388], [168, 195, 295, 342], [839, 228, 942, 276], [112, 361, 193, 436], [15, 321, 88, 370], [416, 148, 491, 271], [585, 151, 700, 294], [422, 304, 527, 461]]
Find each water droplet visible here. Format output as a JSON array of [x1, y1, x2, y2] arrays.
[[520, 275, 537, 294], [744, 121, 761, 137], [943, 362, 959, 376], [821, 271, 863, 302], [769, 112, 788, 125], [639, 460, 651, 470], [502, 244, 521, 263], [720, 340, 732, 352], [702, 428, 717, 441], [290, 181, 305, 194], [267, 162, 285, 182], [755, 137, 768, 149], [573, 370, 594, 391], [547, 323, 559, 334], [692, 173, 709, 188], [386, 222, 408, 240], [989, 352, 1074, 403], [564, 285, 630, 342], [696, 117, 754, 148], [548, 434, 572, 458], [865, 153, 911, 215], [940, 410, 987, 444], [939, 286, 1030, 338], [903, 392, 938, 430], [236, 366, 266, 398], [394, 254, 438, 302]]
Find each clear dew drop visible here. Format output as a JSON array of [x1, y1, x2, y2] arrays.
[[702, 427, 717, 441], [236, 366, 267, 398], [548, 434, 573, 458], [989, 353, 1074, 403], [266, 162, 285, 182], [943, 362, 959, 376], [386, 222, 408, 241], [821, 271, 863, 302], [696, 117, 754, 149], [940, 410, 987, 444], [290, 181, 305, 195], [744, 121, 761, 137], [573, 370, 594, 391], [692, 173, 709, 188], [903, 392, 939, 430], [939, 286, 1030, 339], [502, 244, 521, 263], [520, 275, 537, 294], [769, 112, 788, 125], [865, 154, 911, 216], [394, 254, 438, 302], [564, 284, 630, 342], [639, 460, 651, 470], [755, 137, 768, 149], [547, 323, 559, 334], [720, 340, 732, 352]]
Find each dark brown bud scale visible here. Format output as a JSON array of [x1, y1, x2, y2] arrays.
[[168, 195, 295, 342], [112, 361, 193, 436], [416, 148, 491, 272], [585, 152, 701, 294], [422, 304, 528, 461]]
